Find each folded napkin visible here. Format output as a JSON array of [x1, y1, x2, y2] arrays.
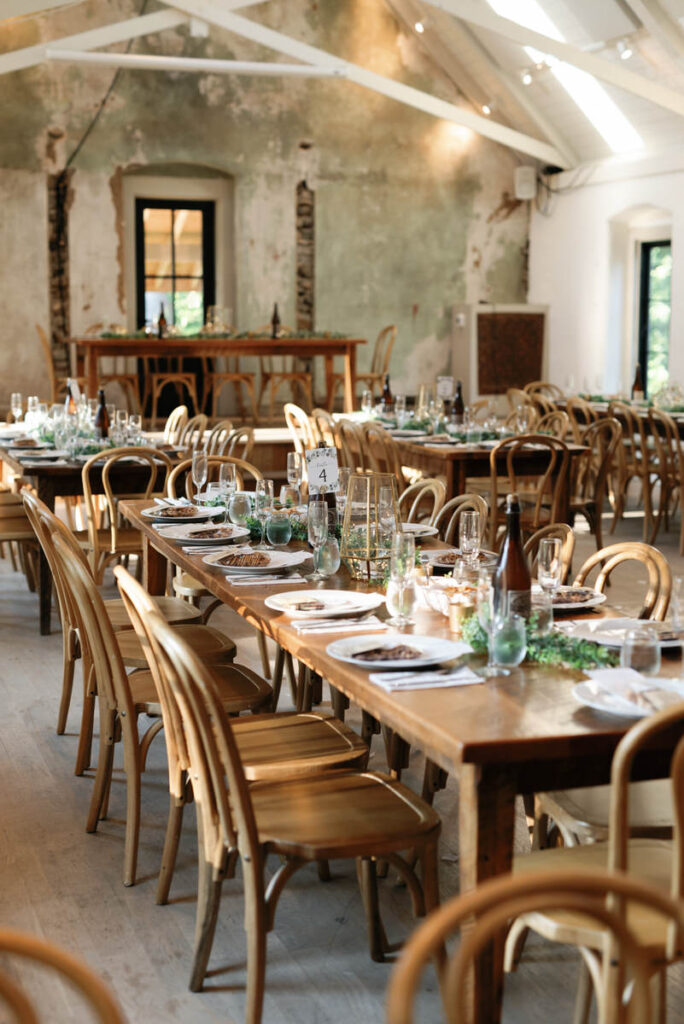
[[581, 667, 684, 713], [293, 615, 388, 634], [369, 664, 481, 691], [228, 573, 307, 586]]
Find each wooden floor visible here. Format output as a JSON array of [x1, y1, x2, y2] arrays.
[[3, 501, 684, 1022]]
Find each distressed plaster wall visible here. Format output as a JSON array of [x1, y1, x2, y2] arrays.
[[0, 0, 528, 407]]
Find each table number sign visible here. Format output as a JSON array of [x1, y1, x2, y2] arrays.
[[306, 446, 339, 495], [436, 376, 454, 400]]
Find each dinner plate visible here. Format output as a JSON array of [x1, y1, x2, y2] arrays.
[[428, 548, 498, 569], [14, 449, 68, 460], [141, 504, 218, 523], [401, 522, 438, 539], [326, 634, 468, 670], [573, 677, 684, 718], [157, 522, 251, 544], [557, 617, 684, 648], [265, 590, 384, 618], [203, 549, 309, 574], [532, 584, 606, 611]]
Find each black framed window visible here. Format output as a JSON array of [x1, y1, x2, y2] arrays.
[[637, 239, 671, 397], [135, 198, 215, 333]]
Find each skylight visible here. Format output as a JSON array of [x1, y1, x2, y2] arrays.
[[486, 0, 643, 155]]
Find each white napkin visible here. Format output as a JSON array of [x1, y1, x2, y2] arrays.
[[293, 615, 388, 634], [369, 664, 481, 691], [228, 573, 307, 586], [581, 667, 670, 712]]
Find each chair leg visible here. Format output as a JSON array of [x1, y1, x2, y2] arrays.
[[257, 630, 271, 680], [122, 721, 142, 887], [75, 661, 97, 776], [242, 853, 267, 1024], [56, 629, 77, 735], [572, 957, 594, 1024], [357, 857, 387, 962], [157, 773, 187, 905], [86, 707, 116, 833], [244, 378, 260, 424], [189, 820, 230, 992]]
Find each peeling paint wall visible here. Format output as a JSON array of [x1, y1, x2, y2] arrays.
[[0, 0, 528, 405]]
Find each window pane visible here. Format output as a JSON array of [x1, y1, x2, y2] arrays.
[[144, 208, 173, 288], [174, 209, 204, 278], [145, 288, 172, 327], [646, 244, 671, 396], [173, 277, 204, 334]]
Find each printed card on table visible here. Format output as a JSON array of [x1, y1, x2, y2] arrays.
[[305, 447, 339, 495]]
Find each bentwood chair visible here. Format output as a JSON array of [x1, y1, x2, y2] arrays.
[[148, 363, 200, 428], [524, 380, 565, 401], [388, 868, 680, 1024], [523, 523, 575, 583], [168, 455, 263, 501], [177, 413, 208, 453], [536, 409, 571, 439], [37, 323, 139, 412], [506, 706, 684, 1024], [163, 404, 189, 445], [309, 406, 337, 447], [81, 447, 172, 583], [205, 355, 259, 423], [326, 324, 397, 411], [487, 434, 570, 549], [398, 479, 446, 524], [566, 395, 598, 443], [284, 402, 316, 457], [0, 928, 126, 1023], [115, 567, 369, 906], [335, 419, 366, 471], [572, 541, 671, 621], [257, 327, 314, 418], [213, 425, 255, 461], [50, 532, 244, 887], [0, 492, 38, 591], [140, 604, 441, 1018], [434, 494, 489, 546], [608, 400, 653, 538], [647, 408, 684, 552], [362, 421, 405, 489], [205, 418, 234, 455], [569, 417, 622, 553]]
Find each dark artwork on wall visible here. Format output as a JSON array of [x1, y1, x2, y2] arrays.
[[477, 312, 545, 393]]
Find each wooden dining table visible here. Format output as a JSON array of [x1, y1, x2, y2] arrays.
[[120, 497, 682, 1024], [74, 335, 366, 412]]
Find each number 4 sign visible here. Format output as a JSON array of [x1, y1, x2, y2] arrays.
[[305, 446, 339, 495]]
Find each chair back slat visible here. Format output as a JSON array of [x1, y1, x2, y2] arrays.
[[573, 541, 672, 620], [167, 454, 263, 498], [434, 494, 488, 546]]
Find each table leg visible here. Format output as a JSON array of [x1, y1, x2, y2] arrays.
[[143, 536, 168, 596], [343, 346, 356, 413], [37, 481, 57, 636], [324, 355, 334, 411], [457, 762, 517, 1024], [87, 347, 98, 398]]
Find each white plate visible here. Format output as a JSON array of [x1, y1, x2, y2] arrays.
[[401, 522, 438, 539], [428, 548, 498, 569], [265, 590, 384, 618], [390, 429, 429, 438], [573, 677, 684, 718], [203, 549, 309, 574], [157, 522, 251, 544], [326, 633, 467, 670], [533, 584, 607, 611], [14, 449, 68, 460], [141, 504, 218, 523], [558, 617, 684, 648]]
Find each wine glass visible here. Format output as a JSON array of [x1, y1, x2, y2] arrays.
[[308, 499, 329, 580], [10, 392, 22, 422], [394, 394, 407, 427], [115, 410, 128, 435], [254, 478, 274, 549], [127, 413, 142, 443], [459, 510, 481, 567], [476, 574, 509, 678], [287, 452, 303, 499], [386, 532, 416, 626], [336, 466, 352, 522], [621, 626, 661, 677], [378, 484, 397, 539], [191, 449, 208, 499], [537, 538, 562, 596], [361, 389, 374, 416], [219, 463, 237, 523]]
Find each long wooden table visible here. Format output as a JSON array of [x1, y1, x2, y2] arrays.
[[75, 335, 366, 412], [120, 497, 681, 1023]]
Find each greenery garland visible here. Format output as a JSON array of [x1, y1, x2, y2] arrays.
[[460, 613, 619, 670]]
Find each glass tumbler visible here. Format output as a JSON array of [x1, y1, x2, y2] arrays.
[[620, 626, 661, 677]]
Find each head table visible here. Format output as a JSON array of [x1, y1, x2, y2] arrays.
[[120, 497, 683, 1024]]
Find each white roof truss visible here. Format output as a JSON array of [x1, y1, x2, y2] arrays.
[[622, 0, 684, 63], [45, 48, 344, 78], [423, 0, 684, 119], [0, 0, 83, 20]]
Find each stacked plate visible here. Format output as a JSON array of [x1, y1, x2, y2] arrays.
[[265, 589, 384, 618], [141, 504, 217, 524], [203, 549, 309, 574], [158, 522, 250, 545]]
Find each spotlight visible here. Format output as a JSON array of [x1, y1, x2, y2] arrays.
[[415, 20, 425, 33], [617, 39, 633, 60], [521, 70, 533, 85], [481, 103, 492, 116]]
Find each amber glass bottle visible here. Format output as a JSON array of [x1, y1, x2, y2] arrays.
[[381, 373, 393, 413], [271, 303, 281, 339], [94, 387, 109, 440], [451, 380, 465, 424], [158, 304, 167, 339], [492, 493, 531, 614], [631, 363, 644, 402]]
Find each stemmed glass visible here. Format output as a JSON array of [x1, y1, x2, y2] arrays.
[[115, 410, 128, 438], [127, 413, 142, 444], [191, 449, 208, 500], [386, 532, 417, 627], [537, 538, 562, 596], [361, 389, 374, 416], [394, 395, 407, 427], [287, 452, 303, 499], [254, 479, 274, 549], [336, 466, 352, 523], [378, 484, 397, 540], [308, 499, 329, 579], [219, 463, 237, 523], [10, 393, 22, 422], [459, 510, 481, 567]]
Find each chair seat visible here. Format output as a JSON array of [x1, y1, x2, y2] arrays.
[[129, 661, 271, 715], [233, 711, 368, 780], [540, 780, 673, 840], [251, 770, 440, 860], [104, 596, 203, 631], [128, 670, 163, 714], [117, 624, 236, 669], [513, 837, 673, 952], [172, 570, 209, 599], [78, 528, 142, 554]]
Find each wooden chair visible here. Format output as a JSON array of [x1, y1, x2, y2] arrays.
[[505, 705, 684, 1023], [608, 400, 653, 539], [140, 604, 441, 1015], [530, 393, 556, 417], [468, 397, 492, 422], [503, 405, 539, 432], [566, 395, 598, 443], [569, 417, 622, 553], [148, 362, 200, 428], [168, 454, 263, 500], [524, 380, 565, 400], [327, 324, 396, 411], [506, 386, 535, 412], [37, 323, 138, 411], [49, 531, 241, 887], [434, 493, 489, 546], [488, 435, 570, 549], [163, 404, 188, 445], [0, 927, 126, 1023], [257, 327, 314, 419], [0, 492, 38, 592], [80, 447, 172, 583], [647, 408, 684, 551], [388, 868, 678, 1024], [177, 413, 208, 453], [523, 523, 575, 583], [398, 479, 446, 524], [309, 406, 337, 447], [335, 418, 366, 471], [219, 426, 255, 461], [362, 421, 405, 489], [284, 402, 316, 457], [205, 418, 234, 455], [205, 356, 259, 423], [572, 541, 671, 621], [114, 566, 369, 906], [537, 409, 570, 438]]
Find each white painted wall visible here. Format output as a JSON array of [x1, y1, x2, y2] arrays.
[[528, 158, 684, 394]]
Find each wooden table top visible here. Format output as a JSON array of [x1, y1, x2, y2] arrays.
[[394, 437, 588, 462], [120, 499, 681, 779], [73, 335, 366, 356]]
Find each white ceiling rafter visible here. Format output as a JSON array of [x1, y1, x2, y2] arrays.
[[622, 0, 684, 63], [46, 48, 344, 78], [422, 0, 684, 119], [165, 0, 569, 166]]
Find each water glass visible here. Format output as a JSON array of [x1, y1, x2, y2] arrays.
[[538, 538, 562, 594], [395, 394, 407, 426], [219, 462, 237, 499], [459, 510, 481, 566], [127, 413, 142, 444], [191, 449, 208, 497], [308, 500, 329, 580], [106, 403, 116, 426], [115, 409, 128, 433], [10, 392, 22, 421], [390, 531, 415, 580], [361, 389, 374, 416], [386, 575, 418, 626], [317, 536, 341, 577], [378, 484, 397, 538], [254, 478, 274, 549], [287, 451, 303, 490], [491, 613, 527, 668], [337, 466, 352, 522], [87, 398, 98, 422], [266, 512, 292, 547], [509, 590, 552, 637], [515, 406, 533, 433], [620, 626, 661, 677], [228, 492, 252, 526]]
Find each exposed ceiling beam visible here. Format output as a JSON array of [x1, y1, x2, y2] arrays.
[[168, 0, 569, 166], [0, 0, 83, 20], [46, 48, 344, 77], [622, 0, 684, 62], [422, 0, 684, 119]]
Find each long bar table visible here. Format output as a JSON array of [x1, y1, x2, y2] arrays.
[[120, 497, 681, 1024], [75, 335, 366, 412]]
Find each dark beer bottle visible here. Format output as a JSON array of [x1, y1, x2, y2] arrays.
[[64, 379, 77, 417], [158, 304, 167, 339], [451, 380, 465, 424], [381, 373, 393, 413], [631, 364, 644, 402], [492, 493, 531, 615], [94, 387, 109, 440], [271, 303, 281, 339]]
